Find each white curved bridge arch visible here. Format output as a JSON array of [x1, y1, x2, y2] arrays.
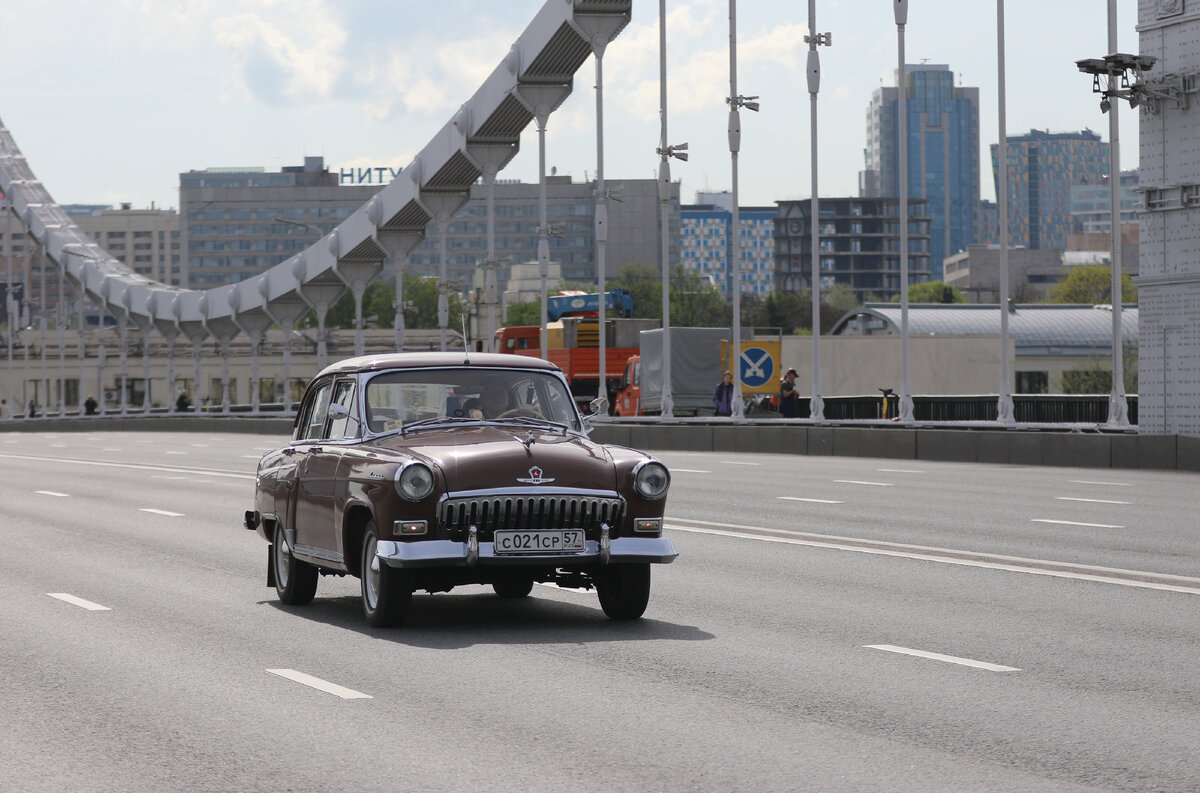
[[0, 0, 630, 368]]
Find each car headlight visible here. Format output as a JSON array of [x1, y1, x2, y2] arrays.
[[632, 460, 670, 500], [395, 462, 435, 501]]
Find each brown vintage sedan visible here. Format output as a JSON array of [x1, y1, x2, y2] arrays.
[[246, 352, 677, 626]]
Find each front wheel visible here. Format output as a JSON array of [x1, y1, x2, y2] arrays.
[[595, 563, 651, 620], [361, 522, 412, 627], [273, 524, 318, 605]]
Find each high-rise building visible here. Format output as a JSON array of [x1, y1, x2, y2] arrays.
[[774, 197, 931, 303], [65, 204, 182, 286], [1069, 170, 1139, 235], [989, 129, 1109, 251], [405, 174, 674, 287], [681, 196, 775, 298], [180, 157, 378, 288], [181, 160, 676, 290], [860, 63, 980, 281]]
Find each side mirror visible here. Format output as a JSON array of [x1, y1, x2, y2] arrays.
[[588, 396, 609, 416]]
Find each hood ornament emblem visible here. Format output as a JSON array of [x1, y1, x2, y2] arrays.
[[516, 466, 555, 485]]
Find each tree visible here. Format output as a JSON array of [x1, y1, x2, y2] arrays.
[[504, 301, 541, 326], [891, 281, 966, 304], [1045, 264, 1137, 305], [304, 274, 464, 332]]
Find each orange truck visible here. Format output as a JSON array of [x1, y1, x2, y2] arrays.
[[495, 291, 657, 408], [494, 320, 657, 408]]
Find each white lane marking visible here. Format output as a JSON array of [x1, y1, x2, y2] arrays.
[[1056, 497, 1131, 505], [48, 593, 112, 611], [0, 452, 255, 480], [241, 454, 264, 459], [140, 508, 184, 517], [266, 669, 372, 699], [102, 448, 123, 452], [50, 444, 67, 448], [671, 468, 712, 474], [35, 490, 70, 498], [165, 451, 188, 455], [878, 468, 925, 473], [1070, 480, 1131, 487], [722, 461, 760, 466], [666, 520, 1200, 595], [1031, 518, 1124, 529], [188, 444, 210, 448], [778, 496, 844, 504], [150, 475, 191, 481], [865, 645, 1020, 672], [833, 479, 894, 487]]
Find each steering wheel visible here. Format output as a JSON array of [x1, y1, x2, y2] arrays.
[[497, 404, 545, 419]]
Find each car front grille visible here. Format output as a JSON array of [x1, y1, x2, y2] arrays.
[[438, 492, 625, 536]]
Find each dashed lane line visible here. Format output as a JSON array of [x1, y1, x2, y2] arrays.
[[671, 469, 712, 473], [1055, 497, 1132, 505], [1031, 518, 1124, 529], [140, 508, 184, 517], [833, 479, 894, 487], [266, 669, 372, 700], [778, 496, 844, 504], [865, 644, 1020, 672], [47, 593, 111, 611], [1069, 480, 1131, 487], [35, 490, 70, 498]]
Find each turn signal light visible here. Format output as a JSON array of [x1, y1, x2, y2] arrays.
[[394, 520, 428, 536], [634, 518, 662, 534]]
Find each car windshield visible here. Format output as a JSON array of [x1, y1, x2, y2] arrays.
[[363, 368, 581, 434]]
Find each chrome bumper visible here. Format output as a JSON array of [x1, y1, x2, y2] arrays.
[[375, 526, 678, 569]]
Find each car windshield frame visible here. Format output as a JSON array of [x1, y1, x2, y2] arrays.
[[360, 366, 583, 436]]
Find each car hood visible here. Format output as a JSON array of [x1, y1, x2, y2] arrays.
[[374, 426, 619, 493]]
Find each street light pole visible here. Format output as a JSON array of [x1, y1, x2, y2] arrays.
[[657, 0, 687, 418], [1104, 0, 1130, 428], [996, 0, 1015, 424], [595, 41, 609, 405], [727, 0, 759, 422], [807, 0, 830, 421], [896, 0, 913, 423]]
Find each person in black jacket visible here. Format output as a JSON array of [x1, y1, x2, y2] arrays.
[[712, 371, 734, 417], [779, 368, 799, 418]]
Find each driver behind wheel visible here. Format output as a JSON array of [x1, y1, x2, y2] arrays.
[[468, 377, 511, 419]]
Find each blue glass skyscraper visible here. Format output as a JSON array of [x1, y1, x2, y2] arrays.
[[860, 64, 979, 282]]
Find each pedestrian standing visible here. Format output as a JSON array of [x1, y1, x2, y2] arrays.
[[0, 398, 9, 420], [84, 395, 99, 416], [712, 371, 734, 417], [779, 367, 799, 418]]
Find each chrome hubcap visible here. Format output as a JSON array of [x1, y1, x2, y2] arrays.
[[275, 531, 289, 587], [365, 536, 380, 609]]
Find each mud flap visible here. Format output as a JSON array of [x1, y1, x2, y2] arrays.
[[266, 545, 276, 587]]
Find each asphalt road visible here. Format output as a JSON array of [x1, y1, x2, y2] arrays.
[[1, 430, 1198, 792]]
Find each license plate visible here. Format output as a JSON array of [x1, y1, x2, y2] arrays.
[[493, 529, 585, 554]]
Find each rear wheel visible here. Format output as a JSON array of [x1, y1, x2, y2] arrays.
[[273, 524, 318, 605], [361, 522, 412, 627], [492, 578, 534, 599], [595, 563, 651, 620]]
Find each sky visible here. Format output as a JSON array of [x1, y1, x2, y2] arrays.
[[1, 0, 1140, 213]]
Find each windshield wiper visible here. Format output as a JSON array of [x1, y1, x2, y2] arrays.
[[398, 415, 481, 434], [492, 415, 571, 433]]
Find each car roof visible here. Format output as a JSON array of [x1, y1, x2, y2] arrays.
[[315, 352, 562, 378]]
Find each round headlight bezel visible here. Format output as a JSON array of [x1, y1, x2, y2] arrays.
[[632, 460, 670, 500], [395, 461, 435, 502]]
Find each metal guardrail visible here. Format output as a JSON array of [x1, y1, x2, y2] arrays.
[[782, 395, 1139, 424]]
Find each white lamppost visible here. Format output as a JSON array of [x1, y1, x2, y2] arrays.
[[657, 0, 687, 419], [996, 0, 1015, 424], [727, 0, 759, 422], [895, 0, 914, 422], [807, 0, 830, 421]]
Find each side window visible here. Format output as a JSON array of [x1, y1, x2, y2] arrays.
[[327, 379, 358, 439], [300, 381, 334, 441]]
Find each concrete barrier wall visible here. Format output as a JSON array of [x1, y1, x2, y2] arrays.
[[2, 416, 1196, 472], [591, 424, 1200, 472]]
